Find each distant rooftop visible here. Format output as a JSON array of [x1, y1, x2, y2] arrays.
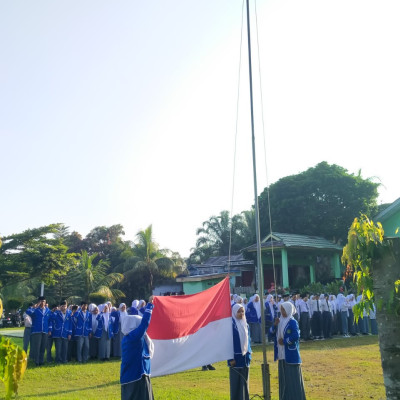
[[243, 232, 343, 252], [375, 197, 400, 222]]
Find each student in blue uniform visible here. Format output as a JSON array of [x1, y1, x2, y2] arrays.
[[245, 294, 261, 344], [25, 296, 52, 366], [50, 300, 72, 364], [74, 301, 92, 363], [120, 296, 155, 400], [128, 300, 140, 316], [46, 304, 58, 362], [228, 303, 252, 400], [265, 295, 277, 342], [111, 303, 127, 358], [270, 302, 306, 400], [96, 304, 114, 361], [89, 305, 99, 359]]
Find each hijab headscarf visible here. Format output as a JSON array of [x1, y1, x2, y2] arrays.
[[336, 293, 346, 311], [102, 306, 110, 331], [121, 315, 154, 358], [277, 301, 295, 360], [252, 294, 261, 319], [265, 294, 275, 316], [235, 296, 243, 304], [118, 303, 128, 324], [232, 304, 249, 356], [88, 303, 96, 312], [131, 300, 139, 309], [91, 307, 99, 332]]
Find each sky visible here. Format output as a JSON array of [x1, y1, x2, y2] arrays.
[[1, 0, 399, 257]]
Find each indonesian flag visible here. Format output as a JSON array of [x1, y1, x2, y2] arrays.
[[148, 277, 233, 377]]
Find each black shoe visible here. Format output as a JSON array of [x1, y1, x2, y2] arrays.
[[207, 364, 216, 370], [202, 366, 208, 371]]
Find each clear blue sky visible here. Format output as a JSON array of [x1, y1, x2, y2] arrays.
[[1, 0, 399, 257]]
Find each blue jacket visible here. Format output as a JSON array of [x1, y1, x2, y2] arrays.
[[245, 302, 261, 323], [128, 307, 138, 316], [74, 309, 92, 337], [50, 310, 72, 339], [26, 306, 51, 334], [120, 303, 154, 385], [265, 302, 278, 322], [228, 319, 252, 368], [111, 310, 120, 335], [94, 312, 114, 339], [270, 318, 302, 364]]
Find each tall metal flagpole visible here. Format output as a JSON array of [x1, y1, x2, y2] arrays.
[[245, 0, 271, 398]]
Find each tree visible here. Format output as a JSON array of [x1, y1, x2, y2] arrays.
[[342, 215, 400, 400], [0, 224, 76, 291], [258, 162, 380, 242], [189, 210, 253, 264], [118, 225, 177, 299], [73, 250, 125, 303]]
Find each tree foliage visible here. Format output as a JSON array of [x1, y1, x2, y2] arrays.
[[0, 298, 27, 400], [259, 162, 380, 242], [341, 215, 400, 400], [189, 210, 255, 264], [72, 250, 125, 303], [0, 224, 77, 290], [117, 225, 181, 299], [342, 215, 399, 317]]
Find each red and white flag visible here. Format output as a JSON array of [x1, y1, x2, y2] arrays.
[[148, 277, 233, 377]]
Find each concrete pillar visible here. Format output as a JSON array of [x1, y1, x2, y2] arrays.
[[331, 253, 342, 278], [281, 248, 289, 288], [310, 263, 315, 283]]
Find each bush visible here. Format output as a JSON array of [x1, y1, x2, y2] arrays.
[[89, 292, 108, 304]]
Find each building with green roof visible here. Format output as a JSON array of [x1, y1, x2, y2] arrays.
[[243, 232, 344, 289]]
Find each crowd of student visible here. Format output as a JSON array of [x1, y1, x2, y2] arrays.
[[232, 291, 378, 344], [22, 296, 149, 367]]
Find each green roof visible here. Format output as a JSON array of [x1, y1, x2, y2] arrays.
[[244, 232, 343, 252], [375, 197, 400, 222]]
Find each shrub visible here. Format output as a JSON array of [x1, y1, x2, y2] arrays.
[[89, 292, 108, 304]]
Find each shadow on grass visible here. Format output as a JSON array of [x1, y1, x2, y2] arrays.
[[22, 380, 120, 398]]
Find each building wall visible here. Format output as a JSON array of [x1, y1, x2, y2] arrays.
[[382, 209, 400, 237], [182, 277, 226, 295]]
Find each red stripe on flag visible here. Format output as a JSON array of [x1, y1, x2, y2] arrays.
[[147, 277, 231, 340]]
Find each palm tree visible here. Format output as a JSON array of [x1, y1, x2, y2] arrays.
[[132, 225, 174, 292], [190, 211, 250, 263], [77, 250, 124, 302]]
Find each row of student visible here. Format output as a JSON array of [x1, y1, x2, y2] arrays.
[[22, 296, 149, 366], [230, 291, 378, 344]]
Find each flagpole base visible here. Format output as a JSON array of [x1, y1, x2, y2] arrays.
[[261, 363, 271, 400]]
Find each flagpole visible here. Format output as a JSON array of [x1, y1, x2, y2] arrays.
[[245, 0, 271, 398]]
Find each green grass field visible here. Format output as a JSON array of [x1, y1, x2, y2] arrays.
[[0, 331, 385, 400]]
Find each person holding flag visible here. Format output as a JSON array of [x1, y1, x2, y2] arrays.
[[120, 295, 155, 400]]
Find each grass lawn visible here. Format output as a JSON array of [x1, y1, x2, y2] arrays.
[[0, 333, 385, 400]]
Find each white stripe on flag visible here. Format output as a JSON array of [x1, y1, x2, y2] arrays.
[[151, 317, 233, 377]]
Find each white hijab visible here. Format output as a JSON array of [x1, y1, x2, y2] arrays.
[[131, 300, 139, 309], [232, 304, 248, 356], [91, 308, 99, 332], [121, 315, 154, 359], [266, 294, 275, 316], [118, 303, 128, 324], [336, 293, 346, 310], [102, 309, 110, 331], [252, 294, 261, 319]]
